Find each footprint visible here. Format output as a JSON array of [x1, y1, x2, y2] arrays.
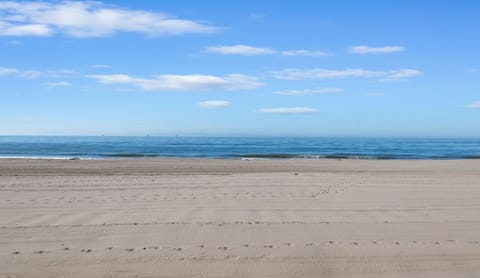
[[125, 248, 135, 252], [217, 246, 229, 250], [11, 251, 20, 255], [264, 245, 274, 248], [33, 250, 45, 254]]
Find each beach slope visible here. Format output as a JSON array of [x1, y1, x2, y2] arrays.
[[1, 158, 479, 277]]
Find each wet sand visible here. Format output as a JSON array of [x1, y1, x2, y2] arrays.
[[1, 158, 479, 277]]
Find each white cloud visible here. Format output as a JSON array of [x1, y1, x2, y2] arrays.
[[0, 1, 217, 37], [17, 69, 42, 79], [49, 69, 76, 78], [206, 44, 330, 57], [91, 64, 111, 69], [349, 45, 405, 54], [465, 101, 480, 109], [197, 100, 231, 108], [45, 81, 71, 88], [206, 44, 275, 56], [378, 69, 423, 82], [272, 68, 380, 80], [258, 107, 318, 114], [249, 13, 266, 20], [273, 87, 343, 96], [0, 22, 52, 36], [0, 66, 18, 75], [0, 66, 75, 78], [88, 73, 263, 91], [281, 50, 331, 57], [271, 68, 422, 81]]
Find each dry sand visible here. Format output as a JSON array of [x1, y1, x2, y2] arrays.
[[0, 158, 479, 277]]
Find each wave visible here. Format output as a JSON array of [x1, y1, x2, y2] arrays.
[[236, 153, 401, 159], [239, 154, 300, 159], [463, 155, 480, 159], [238, 154, 480, 160], [0, 156, 92, 160], [1, 153, 479, 160], [102, 153, 160, 158]]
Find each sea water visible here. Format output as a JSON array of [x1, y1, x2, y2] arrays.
[[0, 136, 479, 160]]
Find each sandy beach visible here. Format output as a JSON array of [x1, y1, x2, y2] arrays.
[[0, 158, 479, 277]]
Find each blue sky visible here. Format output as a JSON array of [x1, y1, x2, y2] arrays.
[[0, 0, 479, 136]]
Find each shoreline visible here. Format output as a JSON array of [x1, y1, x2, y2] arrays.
[[1, 155, 480, 161]]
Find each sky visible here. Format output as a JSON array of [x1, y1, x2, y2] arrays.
[[0, 0, 479, 137]]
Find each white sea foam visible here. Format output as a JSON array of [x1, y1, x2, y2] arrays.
[[0, 156, 95, 160]]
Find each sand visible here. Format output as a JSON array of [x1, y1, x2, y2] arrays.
[[0, 158, 479, 278]]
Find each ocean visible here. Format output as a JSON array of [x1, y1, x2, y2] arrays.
[[0, 136, 479, 160]]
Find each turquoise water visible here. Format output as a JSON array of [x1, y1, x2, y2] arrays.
[[0, 136, 479, 160]]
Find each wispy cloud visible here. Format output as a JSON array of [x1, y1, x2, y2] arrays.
[[258, 107, 318, 114], [205, 44, 275, 56], [249, 13, 267, 20], [273, 87, 343, 96], [349, 45, 405, 54], [0, 1, 217, 37], [206, 44, 331, 57], [272, 68, 379, 79], [17, 70, 43, 79], [465, 101, 480, 109], [197, 100, 231, 108], [91, 64, 112, 69], [280, 50, 331, 57], [45, 81, 71, 88], [0, 67, 75, 79], [0, 66, 18, 76], [271, 68, 422, 81], [88, 73, 263, 91], [378, 69, 422, 82]]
